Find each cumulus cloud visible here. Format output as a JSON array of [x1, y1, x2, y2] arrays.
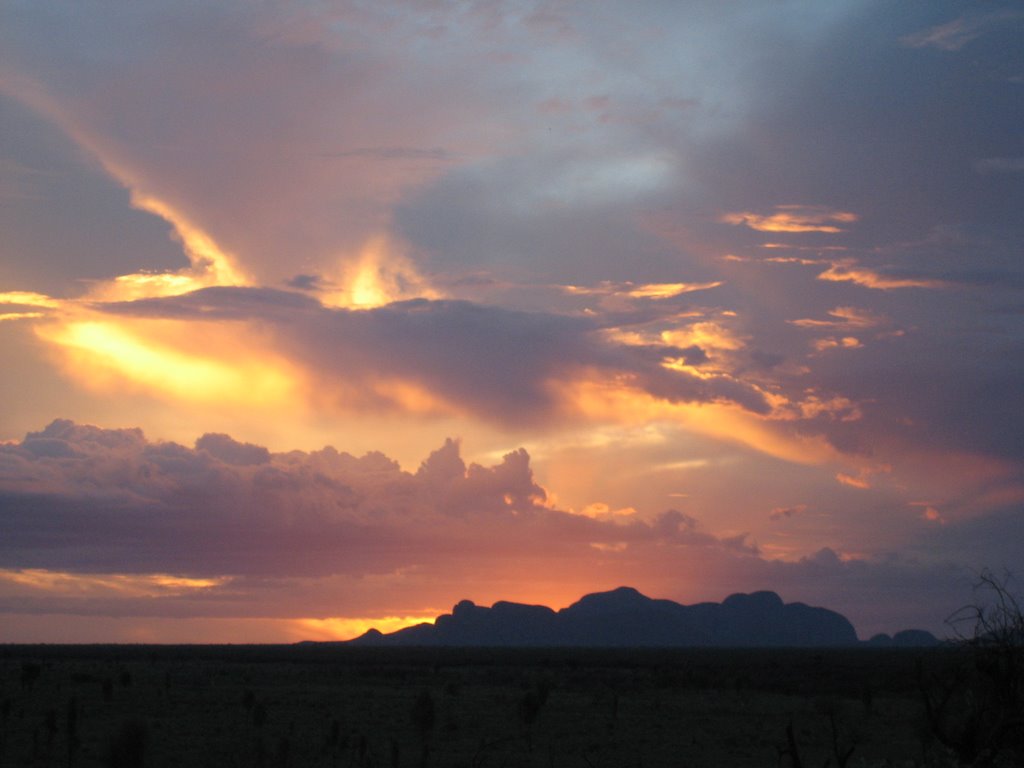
[[2, 418, 982, 636], [0, 419, 759, 585]]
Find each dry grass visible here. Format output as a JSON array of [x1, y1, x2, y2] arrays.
[[0, 646, 966, 767]]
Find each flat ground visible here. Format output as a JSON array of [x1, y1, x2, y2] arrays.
[[0, 645, 965, 767]]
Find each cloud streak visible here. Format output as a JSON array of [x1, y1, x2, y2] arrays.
[[85, 287, 776, 423]]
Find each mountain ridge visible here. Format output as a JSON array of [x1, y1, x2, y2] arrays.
[[345, 587, 939, 648]]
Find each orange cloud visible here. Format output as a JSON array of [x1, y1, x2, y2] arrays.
[[0, 291, 62, 309], [835, 465, 890, 490], [559, 374, 839, 466], [721, 206, 858, 233], [0, 568, 227, 598], [563, 281, 722, 299], [812, 336, 862, 352], [817, 261, 944, 290], [836, 472, 870, 489], [0, 291, 62, 322], [37, 317, 300, 407], [909, 501, 945, 524], [661, 322, 746, 352], [326, 234, 440, 309], [790, 306, 884, 329]]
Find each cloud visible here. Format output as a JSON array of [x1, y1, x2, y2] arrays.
[[789, 306, 884, 329], [812, 337, 862, 352], [88, 287, 773, 422], [561, 281, 723, 300], [1, 1, 1022, 641], [721, 206, 858, 234], [900, 12, 1022, 52], [974, 157, 1024, 174], [2, 417, 983, 637], [769, 504, 807, 521], [195, 433, 271, 466], [817, 261, 946, 290], [0, 419, 758, 588]]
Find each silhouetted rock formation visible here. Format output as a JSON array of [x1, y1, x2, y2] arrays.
[[866, 629, 940, 648], [348, 587, 866, 647]]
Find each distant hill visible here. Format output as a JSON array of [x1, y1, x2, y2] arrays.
[[345, 587, 935, 648]]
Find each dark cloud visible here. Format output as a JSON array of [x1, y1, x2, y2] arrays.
[[687, 2, 1024, 248], [2, 419, 981, 636], [284, 273, 326, 291], [0, 96, 186, 296], [98, 287, 771, 422], [0, 420, 754, 583]]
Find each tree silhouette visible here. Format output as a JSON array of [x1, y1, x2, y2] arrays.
[[920, 569, 1024, 767]]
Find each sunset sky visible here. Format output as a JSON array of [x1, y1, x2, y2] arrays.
[[1, 1, 1022, 643]]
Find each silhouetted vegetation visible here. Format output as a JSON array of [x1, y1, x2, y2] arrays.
[[0, 643, 993, 766], [108, 718, 147, 768], [918, 570, 1023, 767]]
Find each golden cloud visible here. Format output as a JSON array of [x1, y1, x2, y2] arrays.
[[721, 206, 858, 233], [817, 261, 944, 290]]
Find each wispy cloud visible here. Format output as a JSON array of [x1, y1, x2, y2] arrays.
[[721, 206, 857, 234], [901, 12, 1022, 52], [974, 157, 1024, 174], [817, 261, 945, 290], [790, 306, 884, 330], [769, 504, 807, 521], [562, 281, 722, 299]]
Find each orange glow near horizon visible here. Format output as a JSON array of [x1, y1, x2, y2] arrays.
[[288, 615, 438, 642]]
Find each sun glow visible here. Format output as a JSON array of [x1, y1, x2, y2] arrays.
[[289, 615, 436, 642], [329, 235, 440, 309], [38, 319, 297, 405], [80, 194, 248, 304], [0, 291, 62, 308]]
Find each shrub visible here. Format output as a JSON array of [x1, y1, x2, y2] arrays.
[[920, 570, 1024, 767]]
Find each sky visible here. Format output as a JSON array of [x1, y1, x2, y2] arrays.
[[1, 0, 1022, 643]]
